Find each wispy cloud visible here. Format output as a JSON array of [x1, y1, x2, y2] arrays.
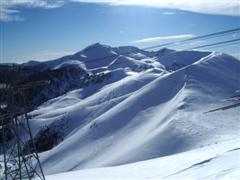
[[161, 11, 176, 15], [0, 0, 65, 21], [132, 34, 196, 43], [0, 8, 23, 21], [72, 0, 240, 16]]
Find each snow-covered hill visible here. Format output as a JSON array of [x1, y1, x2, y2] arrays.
[[0, 43, 239, 179], [47, 137, 240, 179]]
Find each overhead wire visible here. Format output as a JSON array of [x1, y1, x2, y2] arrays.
[[79, 27, 240, 65], [191, 38, 240, 50], [142, 28, 240, 50]]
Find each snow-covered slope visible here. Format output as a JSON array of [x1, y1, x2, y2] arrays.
[[155, 48, 211, 70], [108, 55, 153, 72], [47, 137, 240, 180], [25, 49, 240, 176], [1, 44, 239, 179], [53, 60, 87, 70]]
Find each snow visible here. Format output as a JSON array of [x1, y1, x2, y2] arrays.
[[108, 55, 153, 72], [1, 43, 240, 179], [47, 138, 240, 180], [30, 43, 159, 70], [156, 48, 211, 70], [53, 60, 87, 70], [29, 49, 239, 175]]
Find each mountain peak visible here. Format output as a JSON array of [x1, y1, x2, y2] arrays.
[[69, 43, 117, 60], [81, 43, 111, 53]]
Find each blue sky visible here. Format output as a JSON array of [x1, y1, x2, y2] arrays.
[[0, 0, 239, 63]]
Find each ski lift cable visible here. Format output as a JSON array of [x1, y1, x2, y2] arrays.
[[80, 28, 240, 65], [143, 28, 240, 50]]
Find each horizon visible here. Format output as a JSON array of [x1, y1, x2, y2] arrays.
[[1, 42, 237, 65]]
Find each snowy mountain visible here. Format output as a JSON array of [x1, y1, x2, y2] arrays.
[[0, 43, 239, 179], [43, 43, 145, 69]]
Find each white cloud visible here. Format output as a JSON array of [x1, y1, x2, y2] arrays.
[[161, 11, 176, 15], [0, 0, 65, 21], [72, 0, 240, 16], [132, 34, 196, 43], [0, 8, 23, 21]]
